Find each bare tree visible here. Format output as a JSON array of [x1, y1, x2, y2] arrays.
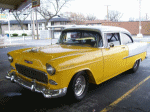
[[11, 8, 31, 30], [62, 12, 85, 25], [86, 13, 97, 21], [129, 16, 150, 22], [36, 0, 71, 29], [69, 12, 85, 25], [105, 10, 123, 22], [129, 17, 135, 22]]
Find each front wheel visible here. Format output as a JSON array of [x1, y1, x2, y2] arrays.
[[67, 71, 89, 101]]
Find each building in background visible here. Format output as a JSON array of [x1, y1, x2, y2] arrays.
[[84, 20, 111, 26], [84, 20, 150, 37], [2, 17, 150, 37], [102, 21, 150, 37], [1, 17, 71, 36]]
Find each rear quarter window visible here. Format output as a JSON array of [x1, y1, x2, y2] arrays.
[[121, 33, 133, 45]]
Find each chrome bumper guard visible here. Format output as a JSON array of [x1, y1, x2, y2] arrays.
[[6, 71, 67, 98]]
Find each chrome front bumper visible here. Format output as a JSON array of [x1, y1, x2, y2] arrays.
[[6, 71, 67, 98]]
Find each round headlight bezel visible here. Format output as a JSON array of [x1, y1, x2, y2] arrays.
[[8, 54, 13, 63], [46, 63, 56, 75]]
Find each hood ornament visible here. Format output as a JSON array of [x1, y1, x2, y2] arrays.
[[24, 47, 40, 53], [30, 48, 39, 52], [25, 60, 33, 64]]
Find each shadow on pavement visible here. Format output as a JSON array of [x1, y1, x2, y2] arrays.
[[0, 88, 76, 112], [0, 71, 134, 112]]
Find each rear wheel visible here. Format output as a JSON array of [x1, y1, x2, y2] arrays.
[[130, 60, 140, 73], [67, 71, 89, 101]]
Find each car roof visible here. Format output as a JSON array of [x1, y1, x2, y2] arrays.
[[63, 25, 131, 35]]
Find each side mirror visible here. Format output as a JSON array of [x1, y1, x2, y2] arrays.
[[109, 43, 114, 48]]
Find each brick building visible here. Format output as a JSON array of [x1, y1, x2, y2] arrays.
[[84, 20, 150, 36]]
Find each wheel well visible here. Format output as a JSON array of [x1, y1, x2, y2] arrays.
[[84, 70, 97, 84], [139, 58, 142, 62], [136, 58, 142, 62], [132, 58, 141, 67], [69, 70, 96, 87]]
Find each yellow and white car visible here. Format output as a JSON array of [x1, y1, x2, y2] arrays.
[[6, 26, 148, 100]]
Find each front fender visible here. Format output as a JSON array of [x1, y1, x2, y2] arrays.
[[47, 49, 104, 89]]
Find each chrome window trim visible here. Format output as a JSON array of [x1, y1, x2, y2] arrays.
[[102, 32, 121, 48], [120, 32, 134, 45]]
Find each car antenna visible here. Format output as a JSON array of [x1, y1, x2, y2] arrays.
[[51, 28, 53, 45], [51, 36, 52, 45]]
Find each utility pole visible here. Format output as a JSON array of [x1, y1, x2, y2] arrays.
[[31, 8, 33, 39], [105, 5, 110, 21], [139, 0, 141, 34], [35, 7, 39, 39], [32, 9, 35, 39]]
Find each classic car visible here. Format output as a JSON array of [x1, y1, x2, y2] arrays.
[[6, 26, 148, 101]]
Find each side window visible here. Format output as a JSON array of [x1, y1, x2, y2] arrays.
[[104, 33, 121, 47], [121, 33, 133, 45]]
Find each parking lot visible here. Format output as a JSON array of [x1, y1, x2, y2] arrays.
[[0, 42, 150, 112]]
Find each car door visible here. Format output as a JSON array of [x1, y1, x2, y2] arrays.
[[120, 33, 135, 69], [102, 32, 128, 80]]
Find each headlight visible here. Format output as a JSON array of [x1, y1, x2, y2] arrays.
[[8, 54, 13, 63], [46, 63, 55, 75]]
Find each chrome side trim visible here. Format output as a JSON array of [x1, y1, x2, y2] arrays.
[[123, 52, 146, 59], [6, 71, 67, 98]]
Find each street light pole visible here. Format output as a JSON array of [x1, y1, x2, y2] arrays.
[[139, 0, 141, 34], [146, 13, 148, 21], [8, 11, 11, 43], [137, 0, 143, 38]]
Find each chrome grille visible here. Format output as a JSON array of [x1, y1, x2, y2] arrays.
[[15, 64, 48, 84]]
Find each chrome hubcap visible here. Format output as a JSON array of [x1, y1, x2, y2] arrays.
[[74, 75, 86, 96]]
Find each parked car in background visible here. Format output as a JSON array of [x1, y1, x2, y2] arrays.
[[6, 26, 148, 101]]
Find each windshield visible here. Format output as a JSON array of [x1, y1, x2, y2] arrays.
[[58, 30, 103, 47]]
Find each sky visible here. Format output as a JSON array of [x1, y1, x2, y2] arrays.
[[60, 0, 150, 21], [6, 0, 150, 21]]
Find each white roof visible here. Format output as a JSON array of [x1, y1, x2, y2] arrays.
[[63, 25, 131, 35]]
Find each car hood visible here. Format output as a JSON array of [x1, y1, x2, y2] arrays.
[[26, 44, 93, 58], [14, 44, 94, 68]]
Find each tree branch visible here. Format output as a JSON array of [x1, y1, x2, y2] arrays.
[[57, 0, 68, 13]]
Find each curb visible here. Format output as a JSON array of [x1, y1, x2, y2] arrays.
[[133, 37, 143, 38], [0, 43, 26, 48], [140, 42, 150, 43]]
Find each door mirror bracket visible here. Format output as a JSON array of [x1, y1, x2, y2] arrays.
[[109, 43, 114, 48]]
